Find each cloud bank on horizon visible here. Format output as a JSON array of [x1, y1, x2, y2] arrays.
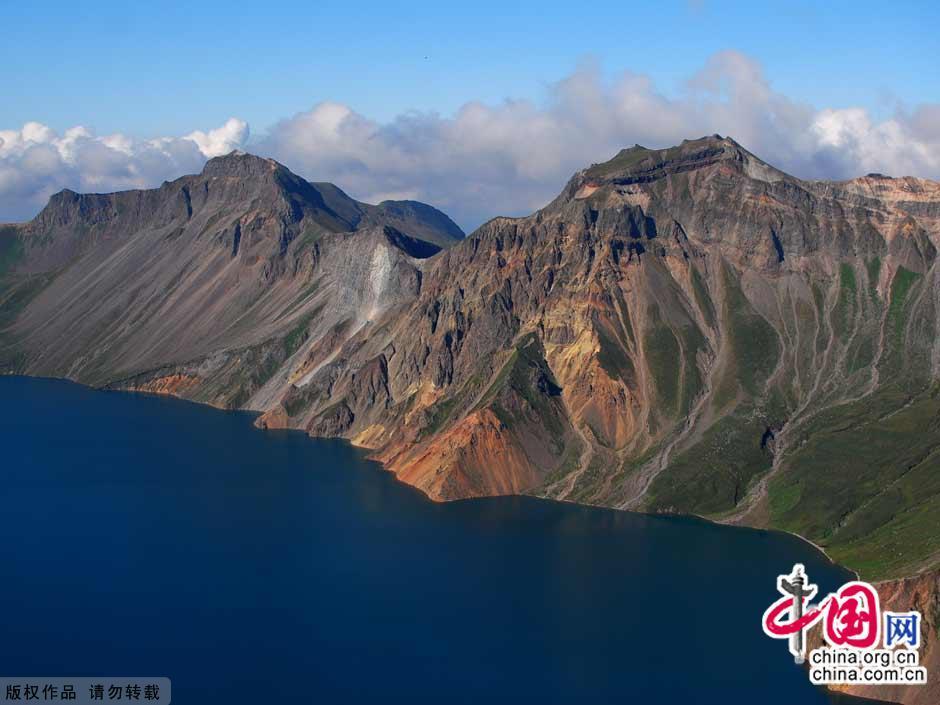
[[2, 51, 939, 230]]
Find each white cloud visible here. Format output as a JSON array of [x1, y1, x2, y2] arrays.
[[0, 118, 248, 222], [810, 108, 940, 178], [185, 118, 250, 158], [253, 52, 940, 229], [3, 52, 940, 229]]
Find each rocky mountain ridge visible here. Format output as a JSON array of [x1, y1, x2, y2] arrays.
[[0, 152, 461, 394], [2, 138, 939, 590]]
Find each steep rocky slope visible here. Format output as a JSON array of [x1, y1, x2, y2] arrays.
[[254, 136, 939, 585], [2, 138, 939, 587], [0, 152, 462, 407]]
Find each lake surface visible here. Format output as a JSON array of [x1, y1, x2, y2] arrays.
[[0, 376, 884, 704]]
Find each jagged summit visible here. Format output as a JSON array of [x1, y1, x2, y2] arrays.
[[539, 135, 789, 223], [200, 150, 281, 178], [26, 151, 463, 249], [578, 134, 785, 186]]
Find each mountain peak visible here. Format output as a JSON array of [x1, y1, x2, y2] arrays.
[[200, 150, 281, 179], [27, 149, 463, 251], [551, 135, 790, 208], [584, 134, 748, 181]]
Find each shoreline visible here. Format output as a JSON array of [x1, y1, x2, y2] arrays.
[[0, 371, 900, 585], [704, 511, 859, 580], [3, 371, 928, 705]]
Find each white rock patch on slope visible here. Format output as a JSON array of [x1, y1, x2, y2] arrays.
[[366, 242, 393, 322]]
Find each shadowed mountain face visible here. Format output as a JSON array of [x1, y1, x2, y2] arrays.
[[2, 139, 939, 584]]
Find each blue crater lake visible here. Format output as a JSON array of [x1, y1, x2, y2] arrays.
[[0, 376, 885, 704]]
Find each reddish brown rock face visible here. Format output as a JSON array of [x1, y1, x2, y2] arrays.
[[126, 374, 201, 397]]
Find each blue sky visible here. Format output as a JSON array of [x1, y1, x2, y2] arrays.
[[4, 0, 937, 137], [2, 1, 940, 228]]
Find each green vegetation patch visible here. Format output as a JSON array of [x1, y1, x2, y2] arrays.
[[769, 382, 940, 579], [678, 325, 706, 416], [644, 313, 681, 416], [887, 266, 920, 345], [875, 266, 924, 381], [572, 443, 661, 507], [828, 486, 940, 581], [585, 139, 717, 180], [283, 306, 323, 358], [712, 266, 780, 408], [647, 404, 776, 515], [565, 449, 618, 504], [595, 319, 636, 386], [866, 257, 881, 299], [847, 335, 876, 374], [417, 359, 503, 439], [488, 333, 566, 438], [832, 263, 856, 340], [585, 146, 657, 179], [196, 322, 329, 410], [439, 332, 571, 464], [690, 266, 717, 330], [282, 384, 322, 418], [729, 304, 778, 397], [219, 345, 286, 409], [421, 394, 464, 438]]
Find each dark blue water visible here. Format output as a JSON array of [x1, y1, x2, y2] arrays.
[[0, 376, 882, 704]]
